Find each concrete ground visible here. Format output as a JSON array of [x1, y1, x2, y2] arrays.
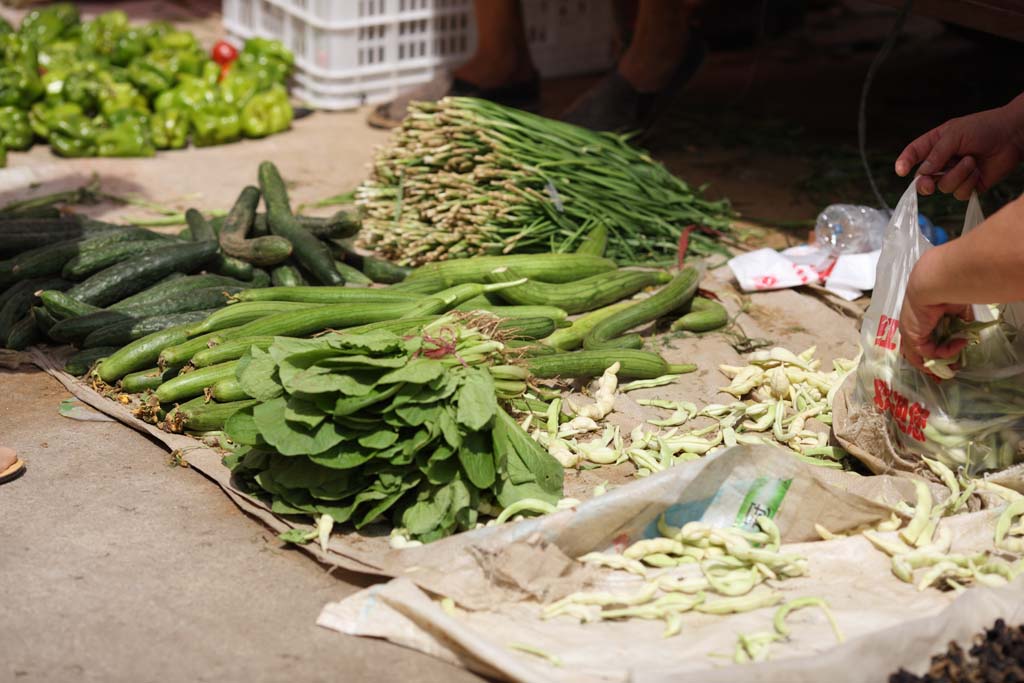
[[1, 2, 1021, 681]]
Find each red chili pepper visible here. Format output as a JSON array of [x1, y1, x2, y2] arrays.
[[211, 40, 239, 66], [676, 224, 696, 269]]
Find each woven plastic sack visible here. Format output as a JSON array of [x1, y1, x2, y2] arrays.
[[853, 179, 1024, 475]]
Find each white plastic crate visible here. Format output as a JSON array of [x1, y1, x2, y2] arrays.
[[222, 0, 615, 110]]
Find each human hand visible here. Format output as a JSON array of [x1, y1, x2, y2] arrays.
[[895, 101, 1024, 200], [899, 251, 973, 373]]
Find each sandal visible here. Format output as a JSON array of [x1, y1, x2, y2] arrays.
[[560, 34, 707, 133], [367, 71, 540, 129], [0, 447, 25, 485]]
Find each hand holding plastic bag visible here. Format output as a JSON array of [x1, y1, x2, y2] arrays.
[[854, 179, 1024, 474]]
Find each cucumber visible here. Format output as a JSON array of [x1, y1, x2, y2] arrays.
[[231, 286, 420, 304], [65, 346, 119, 376], [158, 329, 234, 368], [0, 239, 83, 288], [397, 253, 618, 294], [334, 261, 372, 286], [110, 273, 253, 310], [212, 254, 255, 281], [270, 264, 304, 287], [39, 290, 102, 320], [330, 240, 410, 284], [186, 301, 325, 336], [32, 306, 59, 336], [0, 216, 104, 252], [155, 360, 239, 404], [61, 240, 169, 279], [584, 268, 699, 350], [210, 377, 249, 402], [190, 336, 276, 368], [49, 310, 132, 344], [254, 210, 360, 239], [66, 241, 220, 306], [496, 316, 557, 340], [220, 301, 416, 340], [527, 349, 696, 380], [82, 310, 217, 349], [97, 324, 195, 383], [575, 224, 608, 256], [454, 301, 569, 322], [185, 209, 217, 242], [219, 187, 293, 267], [248, 268, 271, 288], [114, 286, 240, 318], [541, 301, 633, 351], [121, 365, 182, 393], [0, 277, 67, 342], [258, 161, 344, 286], [670, 297, 729, 333], [6, 314, 39, 349]]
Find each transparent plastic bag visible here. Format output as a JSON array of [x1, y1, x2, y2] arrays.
[[854, 179, 1024, 474]]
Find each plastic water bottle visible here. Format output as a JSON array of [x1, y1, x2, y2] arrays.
[[814, 204, 889, 254]]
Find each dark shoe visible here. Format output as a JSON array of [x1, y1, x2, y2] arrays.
[[367, 72, 540, 129], [561, 35, 707, 132]]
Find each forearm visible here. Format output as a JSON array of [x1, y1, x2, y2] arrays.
[[908, 194, 1024, 306]]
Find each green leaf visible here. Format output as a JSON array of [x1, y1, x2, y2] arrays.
[[358, 429, 399, 450], [318, 353, 408, 370], [285, 396, 325, 429], [286, 367, 380, 397], [236, 347, 283, 402], [224, 407, 266, 446], [308, 444, 375, 470], [326, 329, 406, 355], [254, 397, 344, 456], [378, 357, 445, 385], [458, 430, 496, 489], [333, 383, 402, 417], [438, 407, 462, 450], [394, 401, 442, 427], [456, 367, 497, 431], [492, 408, 563, 507], [278, 528, 316, 545]]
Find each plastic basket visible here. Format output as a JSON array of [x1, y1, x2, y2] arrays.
[[222, 0, 615, 110]]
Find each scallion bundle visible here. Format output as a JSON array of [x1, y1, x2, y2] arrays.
[[357, 97, 736, 266]]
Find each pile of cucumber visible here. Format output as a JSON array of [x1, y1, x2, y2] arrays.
[[0, 161, 409, 359]]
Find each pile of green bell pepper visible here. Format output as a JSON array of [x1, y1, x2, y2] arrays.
[[0, 4, 296, 166]]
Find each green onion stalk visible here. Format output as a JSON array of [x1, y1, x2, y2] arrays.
[[357, 97, 737, 266]]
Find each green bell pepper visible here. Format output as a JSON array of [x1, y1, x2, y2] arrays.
[[234, 38, 294, 89], [0, 65, 43, 109], [154, 72, 219, 112], [19, 3, 79, 46], [2, 33, 40, 71], [150, 108, 188, 150], [219, 66, 260, 107], [80, 10, 128, 58], [98, 78, 148, 117], [149, 29, 198, 53], [190, 102, 241, 147], [37, 38, 81, 71], [0, 143, 6, 167], [127, 55, 175, 99], [241, 84, 293, 138], [97, 110, 154, 157], [60, 70, 101, 112], [0, 17, 13, 37], [48, 107, 98, 157], [0, 106, 33, 151]]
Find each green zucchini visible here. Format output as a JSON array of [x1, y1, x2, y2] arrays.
[[210, 377, 249, 402], [454, 300, 569, 322], [397, 253, 618, 294], [65, 346, 119, 376], [82, 310, 217, 349], [5, 314, 39, 349], [584, 268, 699, 350], [495, 316, 557, 340], [96, 324, 195, 383], [270, 263, 304, 286], [258, 161, 344, 286], [121, 365, 181, 393], [39, 290, 102, 319], [486, 267, 670, 315], [158, 330, 233, 368], [61, 240, 169, 279], [540, 301, 633, 351], [231, 286, 420, 304], [155, 360, 239, 404], [670, 297, 729, 332], [575, 224, 609, 256], [190, 336, 276, 368], [185, 209, 216, 242], [218, 186, 293, 267], [0, 239, 83, 288], [32, 306, 59, 336], [173, 398, 258, 433], [254, 210, 360, 239], [66, 241, 220, 306], [527, 349, 696, 380], [220, 301, 416, 340], [186, 301, 325, 336]]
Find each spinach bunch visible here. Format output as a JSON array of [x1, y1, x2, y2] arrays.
[[224, 323, 563, 542]]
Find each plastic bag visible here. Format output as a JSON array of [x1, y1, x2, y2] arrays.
[[853, 179, 1024, 474]]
